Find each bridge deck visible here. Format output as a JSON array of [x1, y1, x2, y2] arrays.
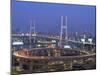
[[12, 33, 96, 45]]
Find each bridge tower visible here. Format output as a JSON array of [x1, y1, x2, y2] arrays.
[[59, 16, 68, 48], [29, 20, 36, 50]]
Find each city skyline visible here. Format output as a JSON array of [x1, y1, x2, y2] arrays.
[[12, 0, 96, 36], [11, 1, 96, 74]]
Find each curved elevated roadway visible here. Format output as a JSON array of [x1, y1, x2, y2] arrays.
[[13, 48, 96, 61]]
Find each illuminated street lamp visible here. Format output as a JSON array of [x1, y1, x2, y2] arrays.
[[81, 38, 85, 50], [88, 38, 93, 44], [64, 45, 71, 49], [21, 33, 24, 36], [81, 38, 85, 44], [88, 38, 94, 51], [37, 44, 41, 47], [51, 40, 56, 43]]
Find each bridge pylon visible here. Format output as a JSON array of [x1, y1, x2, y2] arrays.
[[59, 16, 68, 48], [29, 20, 36, 50]]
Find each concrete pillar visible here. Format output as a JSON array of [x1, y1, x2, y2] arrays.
[[29, 60, 33, 72], [48, 51, 51, 56], [63, 63, 67, 70], [69, 60, 73, 70], [54, 49, 61, 57], [16, 62, 23, 72]]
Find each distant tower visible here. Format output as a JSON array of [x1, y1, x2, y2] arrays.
[[83, 33, 86, 39], [59, 16, 68, 48], [75, 32, 78, 41], [29, 20, 36, 50]]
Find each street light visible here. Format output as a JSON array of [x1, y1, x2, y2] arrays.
[[81, 38, 85, 44], [51, 40, 56, 43], [81, 38, 85, 50], [88, 38, 93, 44], [64, 45, 71, 49], [37, 44, 41, 47], [88, 38, 94, 51]]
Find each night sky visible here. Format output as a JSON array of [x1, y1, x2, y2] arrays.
[[11, 0, 96, 35]]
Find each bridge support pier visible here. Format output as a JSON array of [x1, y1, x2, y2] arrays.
[[69, 60, 73, 70], [17, 60, 23, 72], [53, 49, 61, 57], [29, 60, 33, 72]]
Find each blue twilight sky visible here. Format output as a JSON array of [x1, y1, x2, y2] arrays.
[[11, 0, 96, 35]]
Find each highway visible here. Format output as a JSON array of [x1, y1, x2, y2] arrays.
[[12, 33, 96, 45], [13, 50, 96, 61]]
